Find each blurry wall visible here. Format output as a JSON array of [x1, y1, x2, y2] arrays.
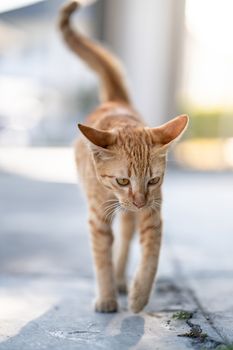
[[103, 0, 186, 126], [175, 0, 233, 170], [0, 0, 101, 146]]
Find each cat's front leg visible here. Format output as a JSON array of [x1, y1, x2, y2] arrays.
[[129, 209, 162, 313], [115, 211, 136, 294], [89, 205, 118, 313]]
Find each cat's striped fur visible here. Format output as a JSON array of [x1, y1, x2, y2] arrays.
[[59, 0, 188, 313]]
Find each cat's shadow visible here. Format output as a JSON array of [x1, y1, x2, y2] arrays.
[[0, 299, 145, 350], [111, 315, 145, 349]]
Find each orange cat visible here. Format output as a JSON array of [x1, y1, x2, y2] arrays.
[[59, 1, 188, 313]]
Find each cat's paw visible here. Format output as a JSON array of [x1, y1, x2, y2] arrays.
[[129, 286, 149, 313], [95, 298, 118, 313], [116, 279, 128, 294]]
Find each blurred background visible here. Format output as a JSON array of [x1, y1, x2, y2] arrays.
[[0, 0, 233, 171]]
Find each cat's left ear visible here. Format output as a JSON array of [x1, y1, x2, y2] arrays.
[[78, 124, 116, 148], [150, 115, 189, 147], [78, 123, 116, 160]]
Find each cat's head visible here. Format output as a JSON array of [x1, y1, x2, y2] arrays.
[[78, 115, 188, 211]]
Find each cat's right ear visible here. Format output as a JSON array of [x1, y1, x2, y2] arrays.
[[78, 124, 116, 148], [150, 115, 189, 147]]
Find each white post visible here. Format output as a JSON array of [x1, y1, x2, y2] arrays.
[[103, 0, 185, 125]]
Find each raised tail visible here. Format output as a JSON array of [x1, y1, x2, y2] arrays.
[[59, 1, 130, 104]]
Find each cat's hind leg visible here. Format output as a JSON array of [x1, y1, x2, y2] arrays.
[[115, 211, 136, 294]]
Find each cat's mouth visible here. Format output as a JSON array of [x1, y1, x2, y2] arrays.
[[120, 200, 161, 212], [120, 202, 147, 212]]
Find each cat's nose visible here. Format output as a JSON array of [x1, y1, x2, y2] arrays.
[[133, 195, 146, 209], [133, 201, 145, 209]]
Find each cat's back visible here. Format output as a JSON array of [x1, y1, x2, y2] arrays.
[[85, 101, 143, 130]]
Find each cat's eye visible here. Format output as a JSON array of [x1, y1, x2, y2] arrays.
[[148, 177, 160, 185], [116, 178, 130, 186]]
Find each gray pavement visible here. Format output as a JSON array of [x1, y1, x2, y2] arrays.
[[0, 167, 233, 349]]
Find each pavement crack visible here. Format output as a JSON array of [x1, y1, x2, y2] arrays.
[[169, 310, 224, 349], [68, 330, 100, 335], [187, 287, 230, 346], [168, 249, 231, 347]]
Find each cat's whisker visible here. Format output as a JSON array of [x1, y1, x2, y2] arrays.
[[103, 205, 119, 222], [103, 203, 119, 217], [150, 200, 162, 212], [103, 201, 121, 221], [110, 205, 122, 222], [101, 199, 118, 211], [153, 204, 161, 209], [103, 203, 118, 212], [153, 203, 160, 208], [152, 199, 161, 208], [109, 209, 116, 223], [104, 209, 114, 223], [102, 199, 119, 206], [103, 200, 119, 209], [108, 203, 122, 223], [102, 200, 119, 213]]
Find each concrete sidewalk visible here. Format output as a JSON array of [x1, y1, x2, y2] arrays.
[[0, 166, 233, 349]]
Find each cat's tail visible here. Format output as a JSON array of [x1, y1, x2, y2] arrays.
[[59, 1, 130, 104]]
